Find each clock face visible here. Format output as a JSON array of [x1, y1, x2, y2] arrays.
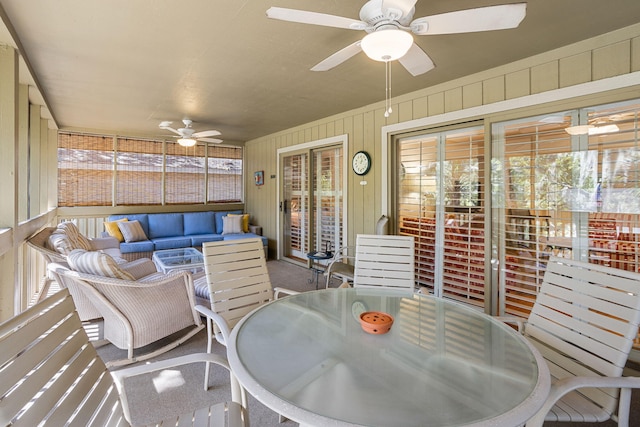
[[352, 151, 371, 176]]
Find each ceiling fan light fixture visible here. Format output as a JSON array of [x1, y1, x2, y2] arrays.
[[177, 137, 197, 147], [361, 27, 413, 62], [565, 124, 620, 136], [565, 125, 592, 136]]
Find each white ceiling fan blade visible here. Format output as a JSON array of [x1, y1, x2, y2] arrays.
[[398, 43, 435, 76], [193, 129, 221, 138], [160, 126, 181, 135], [411, 3, 527, 35], [311, 41, 363, 72], [199, 138, 223, 144], [266, 7, 367, 30]]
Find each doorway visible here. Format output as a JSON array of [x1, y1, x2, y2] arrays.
[[278, 135, 348, 263]]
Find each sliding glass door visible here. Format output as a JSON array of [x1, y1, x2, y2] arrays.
[[492, 99, 640, 317], [397, 126, 486, 307]]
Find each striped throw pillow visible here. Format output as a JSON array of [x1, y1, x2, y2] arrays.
[[68, 249, 135, 280], [222, 215, 244, 235], [57, 222, 92, 251], [117, 220, 148, 243]]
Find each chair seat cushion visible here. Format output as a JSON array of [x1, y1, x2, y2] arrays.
[[189, 234, 224, 246], [120, 240, 155, 253], [67, 249, 135, 280], [193, 274, 209, 300], [152, 236, 192, 250]]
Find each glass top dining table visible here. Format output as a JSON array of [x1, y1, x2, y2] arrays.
[[228, 288, 550, 427]]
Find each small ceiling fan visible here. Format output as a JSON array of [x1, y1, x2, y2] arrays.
[[267, 0, 527, 76], [158, 119, 222, 146]]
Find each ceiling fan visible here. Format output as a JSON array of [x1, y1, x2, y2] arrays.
[[267, 0, 527, 76], [158, 119, 222, 146]]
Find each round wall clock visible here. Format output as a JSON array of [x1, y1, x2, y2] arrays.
[[352, 150, 371, 176]]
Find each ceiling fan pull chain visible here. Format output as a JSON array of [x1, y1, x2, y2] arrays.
[[384, 58, 392, 118]]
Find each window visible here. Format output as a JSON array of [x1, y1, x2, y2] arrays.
[[58, 132, 243, 206]]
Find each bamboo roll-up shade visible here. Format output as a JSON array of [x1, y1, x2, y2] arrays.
[[58, 132, 244, 206], [58, 133, 114, 206], [207, 145, 242, 203], [165, 144, 206, 205], [116, 138, 163, 205]]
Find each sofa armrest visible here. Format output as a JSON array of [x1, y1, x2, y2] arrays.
[[89, 236, 121, 250], [249, 224, 262, 235]]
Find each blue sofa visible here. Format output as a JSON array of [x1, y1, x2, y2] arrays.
[[107, 211, 267, 260]]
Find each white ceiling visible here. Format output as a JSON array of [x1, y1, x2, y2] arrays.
[[1, 0, 639, 142]]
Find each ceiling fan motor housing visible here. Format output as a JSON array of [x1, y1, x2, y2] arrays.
[[360, 0, 414, 29]]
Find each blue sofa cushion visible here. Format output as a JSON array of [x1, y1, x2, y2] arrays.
[[184, 211, 216, 235], [109, 214, 149, 237], [148, 213, 184, 239], [223, 233, 268, 246], [152, 236, 192, 250], [215, 210, 243, 234], [189, 234, 224, 246], [120, 240, 155, 254]]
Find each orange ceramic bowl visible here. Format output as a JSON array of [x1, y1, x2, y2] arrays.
[[359, 311, 394, 334]]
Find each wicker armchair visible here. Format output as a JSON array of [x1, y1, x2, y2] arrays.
[[27, 225, 157, 321], [48, 263, 203, 367]]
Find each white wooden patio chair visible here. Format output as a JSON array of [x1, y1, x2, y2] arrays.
[[194, 237, 298, 391], [353, 234, 415, 292], [0, 288, 248, 427], [505, 256, 640, 427], [324, 245, 356, 288]]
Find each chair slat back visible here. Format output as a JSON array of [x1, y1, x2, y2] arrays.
[[0, 289, 127, 427], [203, 238, 274, 329], [354, 234, 415, 292], [526, 257, 640, 417]]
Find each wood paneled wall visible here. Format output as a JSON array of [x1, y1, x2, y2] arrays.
[[245, 23, 640, 256]]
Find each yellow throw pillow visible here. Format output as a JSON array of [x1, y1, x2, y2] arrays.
[[228, 213, 250, 233], [104, 218, 128, 242]]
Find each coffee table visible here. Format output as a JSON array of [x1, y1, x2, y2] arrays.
[[152, 247, 204, 274]]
